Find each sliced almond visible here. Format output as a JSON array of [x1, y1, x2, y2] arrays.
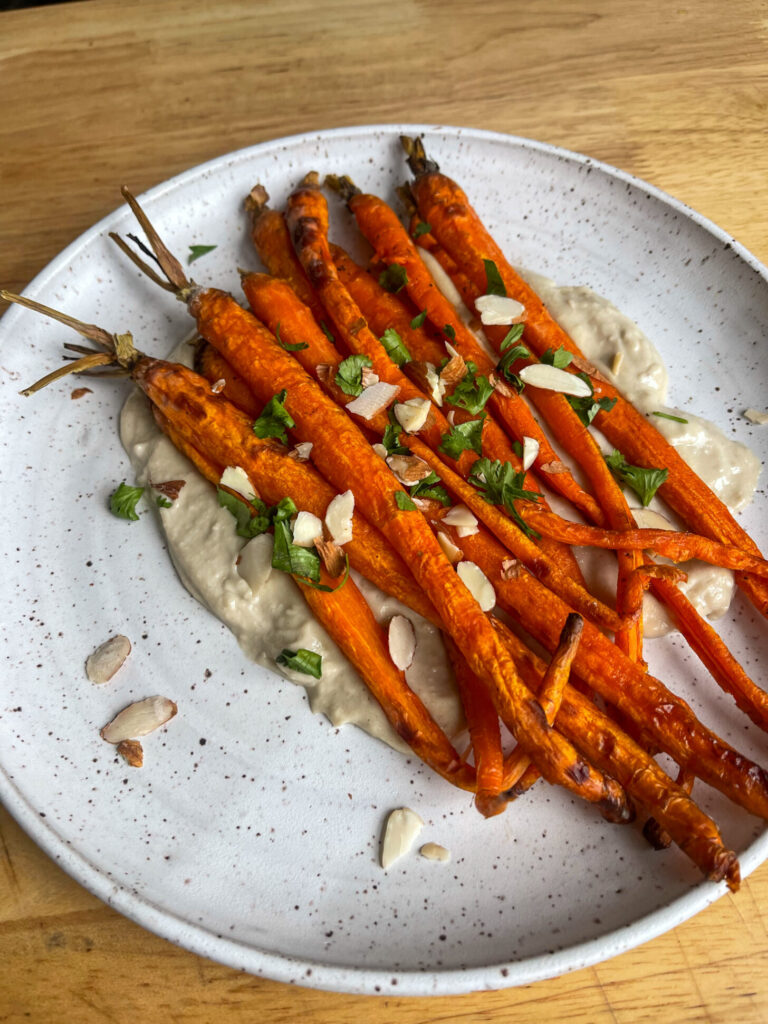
[[394, 397, 431, 434], [436, 530, 462, 564], [447, 409, 456, 426], [290, 441, 313, 461], [500, 557, 520, 580], [610, 351, 624, 376], [439, 353, 467, 388], [442, 505, 477, 530], [419, 247, 465, 308], [413, 497, 443, 515], [86, 635, 132, 685], [475, 293, 525, 326], [420, 842, 451, 863], [372, 443, 388, 460], [117, 739, 144, 768], [101, 696, 177, 744], [388, 615, 416, 671], [315, 536, 346, 578], [151, 478, 186, 501], [744, 408, 768, 425], [345, 381, 400, 420], [211, 378, 226, 394], [457, 560, 496, 612], [490, 373, 514, 397], [540, 459, 568, 475], [518, 363, 592, 397], [570, 352, 609, 382], [219, 466, 257, 502], [316, 364, 333, 384], [424, 363, 446, 407], [386, 454, 433, 485], [361, 366, 380, 388], [381, 807, 423, 869], [521, 436, 539, 471], [292, 510, 323, 547], [325, 490, 355, 545]]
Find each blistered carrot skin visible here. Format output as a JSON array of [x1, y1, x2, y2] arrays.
[[444, 636, 504, 817], [438, 518, 768, 821], [405, 153, 768, 622]]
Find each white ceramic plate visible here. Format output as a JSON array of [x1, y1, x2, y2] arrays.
[[1, 125, 768, 996]]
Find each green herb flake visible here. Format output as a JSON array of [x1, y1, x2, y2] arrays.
[[438, 415, 486, 460], [482, 259, 506, 297], [604, 449, 669, 506], [379, 328, 411, 367], [156, 495, 173, 509], [378, 264, 408, 294], [382, 418, 409, 457], [497, 326, 530, 388], [653, 411, 689, 424], [276, 648, 323, 678], [299, 553, 351, 593], [217, 488, 271, 538], [109, 482, 144, 522], [413, 221, 431, 238], [410, 471, 450, 507], [511, 440, 523, 458], [468, 458, 542, 537], [319, 321, 335, 343], [445, 362, 494, 416], [541, 347, 574, 369], [335, 354, 373, 397], [275, 322, 309, 352], [565, 373, 617, 427], [443, 324, 456, 341], [271, 519, 321, 580], [252, 389, 295, 444], [395, 491, 418, 511], [410, 309, 428, 329], [187, 244, 217, 265]]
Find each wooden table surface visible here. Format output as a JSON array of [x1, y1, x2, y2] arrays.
[[2, 1, 768, 1020]]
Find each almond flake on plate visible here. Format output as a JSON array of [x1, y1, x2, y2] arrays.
[[372, 443, 388, 460], [86, 635, 132, 685], [500, 558, 520, 580], [744, 408, 768, 425], [117, 739, 144, 767], [475, 294, 525, 326], [325, 490, 355, 545], [440, 353, 467, 388], [219, 466, 257, 502], [394, 398, 431, 434], [521, 436, 539, 471], [424, 363, 446, 406], [101, 696, 178, 744], [388, 615, 416, 671], [345, 381, 399, 419], [292, 510, 323, 547], [315, 536, 346, 577], [436, 530, 462, 564], [291, 441, 313, 461], [518, 363, 592, 397], [420, 842, 451, 863], [381, 807, 424, 869], [211, 378, 226, 394], [456, 560, 496, 612], [361, 366, 380, 388], [386, 454, 433, 485]]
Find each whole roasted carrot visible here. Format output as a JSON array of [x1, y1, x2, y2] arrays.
[[403, 138, 768, 621], [112, 189, 631, 819]]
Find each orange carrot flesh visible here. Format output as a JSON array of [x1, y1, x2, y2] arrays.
[[617, 564, 687, 622], [186, 286, 629, 819], [410, 167, 768, 620], [444, 636, 504, 817], [133, 355, 440, 626], [195, 341, 261, 418]]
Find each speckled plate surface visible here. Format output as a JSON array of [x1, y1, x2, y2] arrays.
[[1, 126, 768, 996]]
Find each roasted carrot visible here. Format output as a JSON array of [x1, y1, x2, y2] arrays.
[[617, 564, 687, 622], [194, 340, 261, 418], [502, 613, 583, 789]]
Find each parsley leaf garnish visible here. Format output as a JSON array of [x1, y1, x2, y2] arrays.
[[605, 450, 668, 506], [496, 324, 530, 388], [378, 264, 408, 294], [565, 373, 617, 427], [379, 328, 411, 367], [252, 390, 295, 444], [335, 354, 373, 396], [395, 491, 418, 511], [411, 310, 427, 329], [187, 244, 217, 265], [438, 415, 486, 459], [511, 440, 523, 458], [276, 648, 323, 678], [275, 322, 309, 352], [217, 488, 272, 538], [110, 482, 144, 521], [156, 495, 173, 509], [320, 321, 335, 343], [468, 458, 542, 537], [443, 324, 456, 341], [541, 346, 574, 369], [483, 259, 506, 296], [653, 411, 688, 424], [271, 519, 321, 580], [410, 471, 450, 507], [413, 221, 431, 238], [381, 415, 409, 456], [445, 362, 494, 415]]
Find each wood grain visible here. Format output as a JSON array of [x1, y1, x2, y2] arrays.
[[2, 0, 768, 1020]]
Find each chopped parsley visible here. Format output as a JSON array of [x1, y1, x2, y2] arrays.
[[653, 411, 688, 424], [271, 518, 321, 581], [410, 310, 427, 329], [395, 491, 418, 511], [378, 264, 408, 294], [379, 327, 411, 367], [438, 415, 486, 460], [496, 324, 529, 388], [443, 324, 456, 341], [187, 244, 217, 265], [565, 373, 617, 427], [410, 471, 450, 507], [413, 221, 431, 238], [252, 390, 295, 444], [335, 354, 373, 396], [276, 648, 323, 678], [541, 346, 574, 369], [445, 362, 494, 415], [320, 321, 335, 343], [468, 458, 542, 537], [605, 450, 668, 506], [511, 440, 523, 458], [156, 495, 173, 509], [275, 322, 309, 351], [482, 258, 506, 296], [217, 488, 272, 538], [109, 482, 144, 522]]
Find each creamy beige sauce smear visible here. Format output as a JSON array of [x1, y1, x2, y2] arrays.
[[120, 272, 761, 749]]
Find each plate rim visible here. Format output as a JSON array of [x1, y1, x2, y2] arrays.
[[2, 122, 768, 996]]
